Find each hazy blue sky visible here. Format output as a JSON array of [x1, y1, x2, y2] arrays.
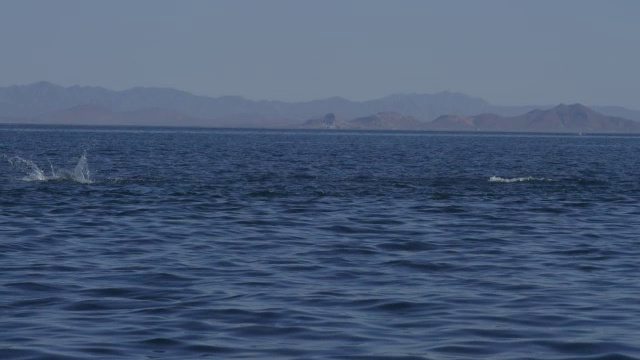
[[1, 0, 639, 107]]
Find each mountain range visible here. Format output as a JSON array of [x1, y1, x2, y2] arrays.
[[426, 104, 640, 133], [0, 81, 505, 123], [1, 81, 640, 132], [300, 104, 640, 133]]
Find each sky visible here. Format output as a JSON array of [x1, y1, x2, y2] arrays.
[[1, 0, 639, 108]]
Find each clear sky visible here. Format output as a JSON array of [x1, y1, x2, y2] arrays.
[[1, 0, 639, 107]]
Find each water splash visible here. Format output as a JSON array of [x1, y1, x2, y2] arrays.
[[489, 176, 554, 183], [8, 152, 92, 183], [8, 156, 47, 181]]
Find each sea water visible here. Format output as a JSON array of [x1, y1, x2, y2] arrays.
[[1, 125, 640, 359]]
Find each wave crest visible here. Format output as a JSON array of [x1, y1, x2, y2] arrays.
[[489, 176, 553, 183]]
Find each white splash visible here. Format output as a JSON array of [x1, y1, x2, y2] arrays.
[[8, 152, 92, 183], [489, 176, 554, 183]]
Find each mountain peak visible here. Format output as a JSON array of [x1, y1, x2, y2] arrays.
[[553, 103, 590, 111], [545, 103, 603, 119]]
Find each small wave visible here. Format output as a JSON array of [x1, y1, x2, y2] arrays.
[[8, 152, 92, 183], [488, 176, 554, 183]]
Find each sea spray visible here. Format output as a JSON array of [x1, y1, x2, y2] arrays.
[[8, 156, 47, 181], [7, 152, 92, 183], [73, 152, 91, 183]]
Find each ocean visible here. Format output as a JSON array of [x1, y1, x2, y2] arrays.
[[1, 125, 639, 359]]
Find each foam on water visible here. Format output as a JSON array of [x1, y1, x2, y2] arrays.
[[7, 152, 92, 183], [488, 176, 554, 183]]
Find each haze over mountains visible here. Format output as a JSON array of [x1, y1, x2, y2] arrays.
[[427, 104, 640, 133], [2, 81, 640, 133], [303, 112, 424, 130]]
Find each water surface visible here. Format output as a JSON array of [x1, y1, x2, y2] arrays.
[[1, 126, 640, 359]]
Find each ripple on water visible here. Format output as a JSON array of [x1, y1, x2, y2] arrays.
[[2, 129, 640, 359]]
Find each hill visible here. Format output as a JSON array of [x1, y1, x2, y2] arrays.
[[427, 104, 640, 133]]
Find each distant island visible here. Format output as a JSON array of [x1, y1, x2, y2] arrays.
[[301, 104, 640, 133], [1, 82, 640, 133], [424, 104, 640, 133]]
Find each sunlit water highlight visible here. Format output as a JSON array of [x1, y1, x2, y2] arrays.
[[1, 126, 640, 360]]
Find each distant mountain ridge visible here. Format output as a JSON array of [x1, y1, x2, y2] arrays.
[[428, 104, 640, 133], [301, 104, 640, 133], [0, 81, 500, 122], [0, 81, 640, 125], [2, 82, 640, 128]]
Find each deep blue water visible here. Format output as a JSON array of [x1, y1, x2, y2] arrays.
[[1, 125, 640, 359]]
